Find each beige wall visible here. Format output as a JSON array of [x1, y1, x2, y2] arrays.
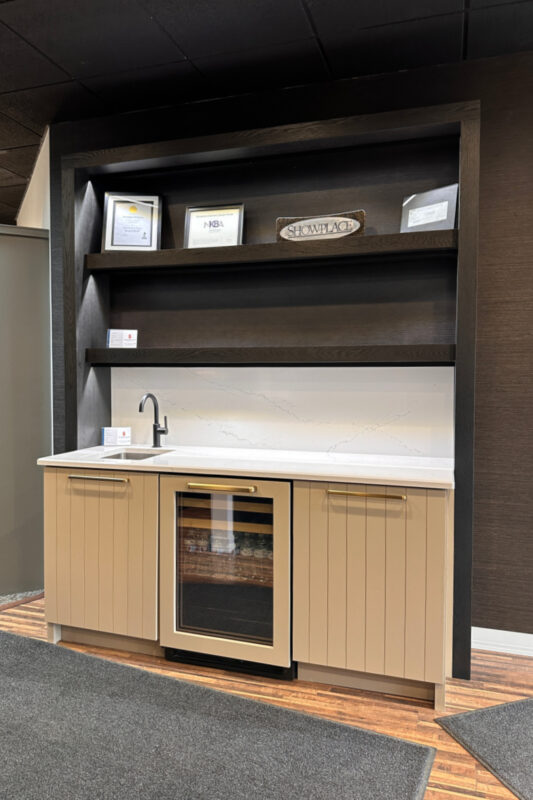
[[0, 227, 51, 594], [16, 129, 50, 230]]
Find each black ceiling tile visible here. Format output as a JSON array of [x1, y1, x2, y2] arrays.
[[305, 0, 464, 33], [0, 203, 17, 225], [0, 114, 40, 150], [0, 167, 28, 188], [0, 183, 25, 209], [140, 0, 313, 58], [192, 38, 328, 92], [0, 0, 186, 78], [0, 145, 39, 178], [0, 81, 106, 134], [469, 0, 525, 7], [0, 22, 68, 92], [467, 3, 533, 58], [82, 61, 209, 112], [322, 14, 464, 78]]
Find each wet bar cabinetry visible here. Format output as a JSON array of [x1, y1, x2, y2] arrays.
[[60, 100, 478, 676], [41, 451, 453, 706]]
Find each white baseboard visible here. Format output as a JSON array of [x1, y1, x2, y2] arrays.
[[472, 627, 533, 657]]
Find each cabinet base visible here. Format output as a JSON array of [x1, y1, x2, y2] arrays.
[[298, 662, 445, 709], [165, 648, 296, 680], [49, 623, 164, 657]]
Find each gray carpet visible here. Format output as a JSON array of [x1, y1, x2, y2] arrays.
[[0, 590, 43, 609], [0, 631, 435, 800], [437, 699, 533, 800]]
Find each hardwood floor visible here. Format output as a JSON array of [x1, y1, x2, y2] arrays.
[[1, 597, 532, 799]]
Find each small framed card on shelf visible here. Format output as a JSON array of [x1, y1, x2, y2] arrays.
[[102, 193, 161, 251], [400, 184, 458, 232], [184, 204, 244, 248]]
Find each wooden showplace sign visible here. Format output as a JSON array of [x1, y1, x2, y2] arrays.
[[276, 210, 365, 242]]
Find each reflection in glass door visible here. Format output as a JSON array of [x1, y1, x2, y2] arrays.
[[176, 491, 274, 644]]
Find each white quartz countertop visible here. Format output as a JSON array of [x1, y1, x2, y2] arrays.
[[38, 445, 454, 489]]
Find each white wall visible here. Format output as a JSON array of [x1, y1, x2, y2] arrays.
[[472, 628, 533, 657], [16, 129, 50, 230], [112, 366, 455, 457]]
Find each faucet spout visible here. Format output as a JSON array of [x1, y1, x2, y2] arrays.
[[138, 393, 168, 447], [139, 392, 159, 422]]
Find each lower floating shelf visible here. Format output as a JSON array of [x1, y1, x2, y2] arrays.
[[87, 344, 456, 367]]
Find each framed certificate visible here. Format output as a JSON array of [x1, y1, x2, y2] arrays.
[[400, 184, 458, 233], [184, 204, 244, 248], [102, 193, 161, 251]]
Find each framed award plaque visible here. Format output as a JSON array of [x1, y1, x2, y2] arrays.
[[184, 204, 244, 248], [102, 193, 161, 251]]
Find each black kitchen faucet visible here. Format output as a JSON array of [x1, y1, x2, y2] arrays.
[[138, 393, 168, 447]]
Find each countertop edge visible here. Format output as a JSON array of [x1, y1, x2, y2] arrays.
[[37, 455, 455, 490]]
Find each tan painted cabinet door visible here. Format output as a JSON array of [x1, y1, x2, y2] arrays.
[[44, 467, 159, 640], [293, 482, 449, 684]]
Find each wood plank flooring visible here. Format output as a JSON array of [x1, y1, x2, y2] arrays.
[[1, 597, 532, 799]]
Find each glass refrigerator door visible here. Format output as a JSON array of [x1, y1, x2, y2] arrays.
[[159, 476, 291, 667], [176, 491, 274, 644]]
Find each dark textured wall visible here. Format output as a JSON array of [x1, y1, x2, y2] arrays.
[[50, 51, 533, 634]]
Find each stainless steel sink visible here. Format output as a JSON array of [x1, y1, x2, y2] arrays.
[[102, 449, 172, 460]]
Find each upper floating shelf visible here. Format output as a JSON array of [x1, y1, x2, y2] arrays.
[[87, 344, 456, 368], [85, 230, 458, 273]]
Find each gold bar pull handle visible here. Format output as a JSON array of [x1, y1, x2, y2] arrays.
[[68, 474, 129, 483], [326, 489, 406, 501], [187, 482, 257, 494]]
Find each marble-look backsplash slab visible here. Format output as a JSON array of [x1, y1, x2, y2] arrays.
[[111, 367, 454, 458]]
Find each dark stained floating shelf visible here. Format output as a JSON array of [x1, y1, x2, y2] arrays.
[[87, 344, 456, 367], [85, 230, 458, 273]]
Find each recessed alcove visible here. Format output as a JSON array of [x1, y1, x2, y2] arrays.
[[86, 136, 458, 250]]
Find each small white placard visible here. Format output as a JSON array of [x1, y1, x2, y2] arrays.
[[107, 329, 138, 348], [101, 427, 132, 446], [407, 201, 449, 228]]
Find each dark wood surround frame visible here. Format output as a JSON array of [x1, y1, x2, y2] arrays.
[[61, 100, 480, 679]]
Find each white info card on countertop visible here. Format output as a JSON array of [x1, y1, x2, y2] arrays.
[[101, 427, 132, 446]]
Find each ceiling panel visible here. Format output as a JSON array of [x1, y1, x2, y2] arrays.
[[82, 61, 208, 112], [321, 13, 464, 78], [0, 145, 39, 178], [0, 21, 68, 92], [0, 166, 27, 187], [193, 38, 328, 91], [0, 113, 40, 149], [0, 200, 19, 223], [468, 3, 533, 59], [0, 0, 186, 78], [0, 82, 106, 134], [305, 0, 464, 31], [0, 182, 25, 208], [141, 0, 313, 59], [470, 0, 525, 7]]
